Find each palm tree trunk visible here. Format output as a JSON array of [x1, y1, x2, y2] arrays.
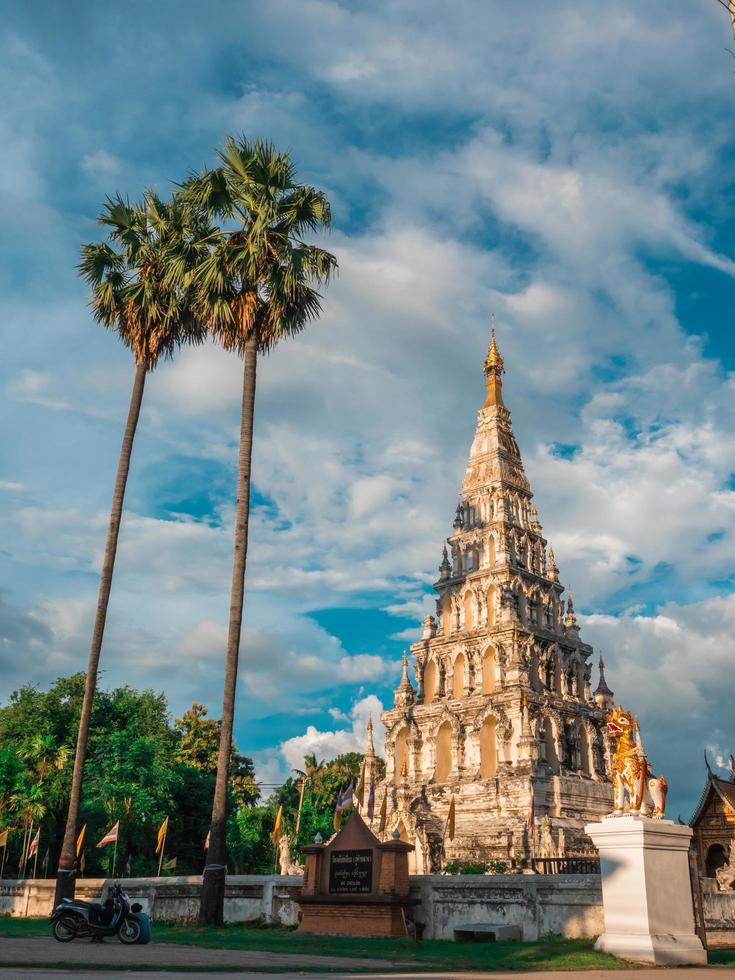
[[199, 336, 258, 925], [54, 362, 147, 905]]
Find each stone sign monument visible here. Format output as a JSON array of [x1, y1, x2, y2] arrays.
[[298, 811, 415, 937]]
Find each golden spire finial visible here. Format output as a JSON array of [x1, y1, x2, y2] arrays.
[[401, 758, 409, 778], [484, 315, 504, 374], [483, 315, 505, 408], [367, 715, 373, 732]]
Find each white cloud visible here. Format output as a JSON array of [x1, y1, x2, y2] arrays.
[[279, 694, 386, 773], [583, 593, 735, 813], [1, 0, 735, 817], [81, 149, 122, 177]]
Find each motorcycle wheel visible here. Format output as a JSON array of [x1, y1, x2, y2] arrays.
[[52, 916, 78, 943], [118, 916, 142, 944]]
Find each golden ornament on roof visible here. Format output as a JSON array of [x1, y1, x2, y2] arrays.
[[484, 324, 504, 375]]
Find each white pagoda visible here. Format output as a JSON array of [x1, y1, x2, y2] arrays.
[[366, 330, 615, 872]]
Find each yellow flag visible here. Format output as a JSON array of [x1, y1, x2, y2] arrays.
[[76, 824, 86, 857], [355, 766, 365, 807], [163, 855, 177, 871], [378, 792, 387, 834], [270, 805, 283, 845], [156, 816, 169, 855], [447, 795, 456, 841], [80, 851, 86, 874], [0, 828, 8, 848]]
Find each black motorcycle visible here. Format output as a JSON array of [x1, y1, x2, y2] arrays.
[[50, 882, 144, 943]]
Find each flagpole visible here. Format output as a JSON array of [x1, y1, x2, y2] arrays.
[[112, 835, 118, 879], [0, 842, 7, 880], [157, 824, 167, 877], [295, 778, 306, 839], [18, 826, 27, 879], [33, 843, 39, 880], [22, 823, 32, 880]]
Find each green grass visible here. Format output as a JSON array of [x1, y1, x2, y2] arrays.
[[0, 916, 624, 971], [2, 916, 733, 971], [156, 923, 631, 970], [709, 948, 735, 967]]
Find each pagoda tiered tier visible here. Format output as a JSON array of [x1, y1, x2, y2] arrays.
[[366, 330, 615, 872]]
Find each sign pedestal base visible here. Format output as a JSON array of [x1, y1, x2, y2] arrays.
[[585, 815, 706, 966], [298, 812, 415, 938]]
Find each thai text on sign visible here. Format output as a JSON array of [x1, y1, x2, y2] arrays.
[[328, 848, 373, 894]]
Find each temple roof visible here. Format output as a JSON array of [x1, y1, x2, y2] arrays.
[[689, 766, 735, 827]]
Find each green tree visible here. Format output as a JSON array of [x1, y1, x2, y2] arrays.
[[183, 137, 337, 925], [292, 753, 326, 838], [176, 704, 259, 808], [55, 194, 210, 903]]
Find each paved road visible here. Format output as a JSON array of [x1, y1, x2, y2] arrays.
[[0, 970, 733, 979], [0, 935, 405, 970], [1, 939, 732, 978]]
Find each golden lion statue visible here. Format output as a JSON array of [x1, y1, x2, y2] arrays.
[[608, 706, 668, 818]]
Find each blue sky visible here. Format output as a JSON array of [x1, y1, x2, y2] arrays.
[[1, 0, 735, 814]]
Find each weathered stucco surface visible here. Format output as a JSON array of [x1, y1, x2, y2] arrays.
[[0, 875, 301, 926], [410, 874, 603, 940], [3, 872, 731, 944], [0, 873, 600, 939]]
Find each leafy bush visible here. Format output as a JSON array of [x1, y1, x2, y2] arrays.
[[443, 859, 508, 875]]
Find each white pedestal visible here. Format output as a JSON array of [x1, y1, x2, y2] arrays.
[[585, 815, 706, 966]]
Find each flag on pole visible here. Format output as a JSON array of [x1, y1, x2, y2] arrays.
[[204, 830, 210, 850], [156, 816, 169, 854], [96, 821, 119, 848], [333, 782, 354, 831], [76, 824, 86, 857], [27, 828, 40, 859], [378, 791, 387, 833], [80, 851, 86, 875], [367, 779, 375, 821], [526, 780, 535, 835], [163, 856, 177, 871], [270, 805, 283, 844], [355, 766, 365, 807], [446, 795, 456, 841], [0, 829, 8, 848]]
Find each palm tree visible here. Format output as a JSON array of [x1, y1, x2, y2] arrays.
[[716, 1, 735, 40], [293, 753, 326, 839], [54, 192, 210, 904], [183, 137, 337, 925], [10, 781, 46, 878]]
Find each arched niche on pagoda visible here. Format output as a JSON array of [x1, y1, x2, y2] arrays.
[[486, 584, 496, 625], [479, 716, 498, 779], [579, 719, 594, 777], [440, 594, 452, 637], [423, 659, 438, 704], [463, 589, 474, 630], [434, 721, 452, 782], [452, 653, 466, 699], [482, 645, 496, 694], [544, 715, 560, 774], [394, 727, 409, 783]]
